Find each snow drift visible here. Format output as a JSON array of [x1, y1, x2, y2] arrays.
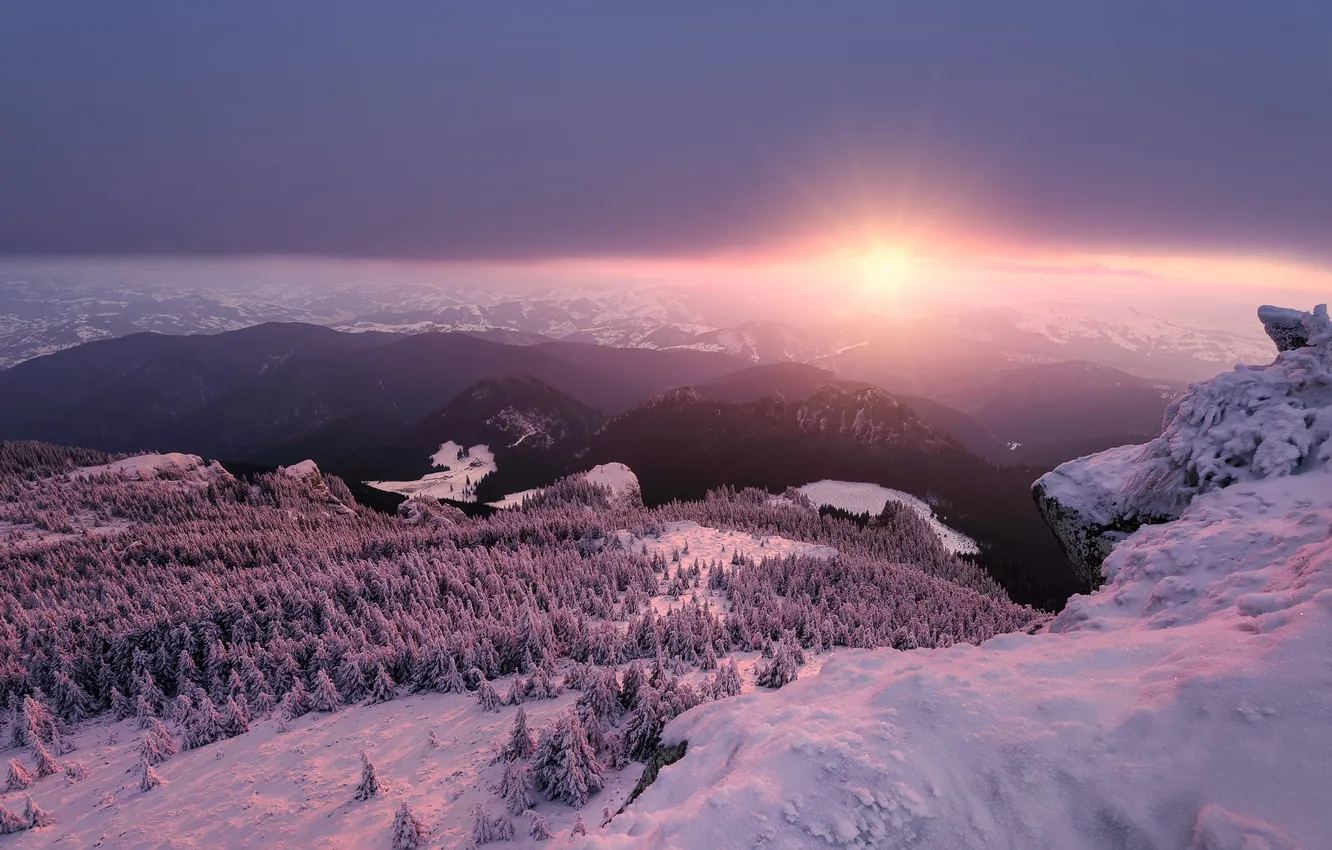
[[590, 304, 1332, 849]]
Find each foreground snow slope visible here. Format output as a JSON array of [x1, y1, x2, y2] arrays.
[[590, 307, 1332, 850]]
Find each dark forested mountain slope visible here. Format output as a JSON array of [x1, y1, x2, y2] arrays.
[[584, 385, 1077, 608], [695, 363, 1006, 461], [0, 324, 746, 461]]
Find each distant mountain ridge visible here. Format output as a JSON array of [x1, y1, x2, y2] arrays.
[[1, 275, 1271, 382]]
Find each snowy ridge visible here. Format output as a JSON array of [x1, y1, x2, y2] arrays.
[[1035, 304, 1331, 581], [589, 309, 1332, 849]]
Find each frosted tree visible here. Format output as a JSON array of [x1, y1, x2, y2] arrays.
[[390, 802, 428, 850], [6, 758, 33, 792], [471, 803, 514, 844], [476, 677, 502, 713], [427, 729, 443, 749], [147, 717, 178, 755], [22, 795, 53, 829], [711, 658, 743, 699], [184, 695, 223, 749], [220, 698, 250, 738], [63, 761, 89, 783], [354, 751, 381, 801], [285, 679, 311, 718], [503, 707, 536, 761], [0, 803, 27, 835], [506, 676, 526, 706], [531, 710, 604, 806], [499, 760, 535, 815], [32, 740, 60, 779], [369, 665, 397, 704], [442, 656, 468, 695], [138, 731, 170, 766], [755, 642, 799, 689], [138, 758, 165, 792], [135, 694, 158, 729], [571, 812, 588, 836], [528, 810, 552, 840], [309, 669, 343, 713]]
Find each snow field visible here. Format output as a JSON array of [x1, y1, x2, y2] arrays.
[[617, 521, 838, 568], [797, 480, 979, 555], [369, 442, 497, 502], [0, 682, 640, 849]]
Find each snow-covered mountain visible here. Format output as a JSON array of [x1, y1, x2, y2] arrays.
[[587, 304, 1332, 849], [1, 270, 1273, 383]]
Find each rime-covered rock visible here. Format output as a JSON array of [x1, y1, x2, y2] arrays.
[[1035, 304, 1331, 583]]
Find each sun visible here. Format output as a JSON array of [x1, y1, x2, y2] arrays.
[[844, 244, 918, 292]]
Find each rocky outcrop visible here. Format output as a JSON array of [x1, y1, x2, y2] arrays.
[[1034, 304, 1331, 584]]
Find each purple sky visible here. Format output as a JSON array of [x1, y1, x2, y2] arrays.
[[1, 2, 1330, 264]]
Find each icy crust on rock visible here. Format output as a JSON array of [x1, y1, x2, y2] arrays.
[[589, 461, 1332, 850], [1035, 304, 1331, 582]]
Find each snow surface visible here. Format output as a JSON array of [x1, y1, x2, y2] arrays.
[[489, 463, 640, 509], [69, 453, 215, 483], [616, 520, 838, 566], [369, 442, 496, 502], [2, 681, 643, 849], [797, 480, 979, 555], [589, 333, 1332, 849]]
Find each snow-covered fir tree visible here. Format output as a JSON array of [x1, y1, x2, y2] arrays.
[[354, 751, 381, 801], [390, 802, 428, 850], [531, 709, 604, 806], [499, 759, 535, 815]]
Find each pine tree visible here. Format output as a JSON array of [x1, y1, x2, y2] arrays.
[[309, 669, 342, 713], [427, 729, 442, 749], [528, 810, 552, 840], [184, 695, 223, 749], [471, 804, 513, 844], [6, 758, 33, 792], [147, 717, 178, 755], [390, 802, 428, 850], [63, 762, 89, 783], [571, 812, 588, 836], [285, 679, 311, 718], [110, 686, 134, 720], [505, 676, 526, 706], [499, 760, 534, 815], [441, 656, 467, 694], [139, 731, 169, 766], [138, 757, 165, 792], [135, 694, 158, 729], [711, 658, 743, 699], [32, 740, 60, 779], [220, 698, 249, 738], [755, 642, 799, 689], [476, 677, 501, 713], [354, 751, 381, 801], [22, 795, 53, 828], [369, 665, 397, 704], [531, 710, 604, 807], [503, 707, 536, 761], [0, 803, 26, 835]]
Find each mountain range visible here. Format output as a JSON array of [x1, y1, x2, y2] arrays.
[[1, 275, 1272, 381]]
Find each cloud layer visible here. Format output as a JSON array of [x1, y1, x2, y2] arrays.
[[1, 2, 1329, 260]]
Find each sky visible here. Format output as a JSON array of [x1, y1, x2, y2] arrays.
[[1, 2, 1329, 315]]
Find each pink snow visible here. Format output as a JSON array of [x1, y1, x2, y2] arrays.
[[589, 458, 1332, 849]]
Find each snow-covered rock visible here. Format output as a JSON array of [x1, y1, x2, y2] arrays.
[[1034, 304, 1331, 583]]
